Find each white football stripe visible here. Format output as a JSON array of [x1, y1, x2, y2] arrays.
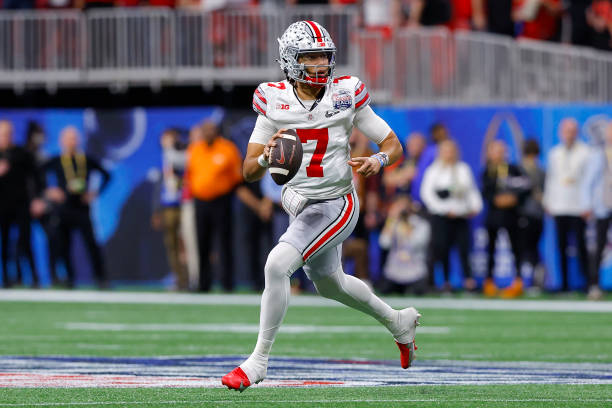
[[269, 168, 290, 175], [61, 322, 450, 334], [280, 134, 296, 141]]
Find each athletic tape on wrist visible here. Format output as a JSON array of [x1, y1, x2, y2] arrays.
[[258, 153, 270, 168]]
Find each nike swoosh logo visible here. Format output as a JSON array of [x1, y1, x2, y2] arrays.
[[325, 110, 340, 118], [277, 140, 285, 165]]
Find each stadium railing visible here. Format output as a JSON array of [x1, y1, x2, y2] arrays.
[[0, 7, 610, 104]]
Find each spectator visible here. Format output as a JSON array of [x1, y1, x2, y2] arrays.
[[0, 120, 39, 288], [357, 0, 402, 91], [115, 0, 140, 6], [40, 126, 111, 288], [569, 0, 594, 47], [384, 132, 426, 198], [448, 0, 484, 30], [518, 139, 546, 290], [420, 139, 482, 292], [151, 128, 189, 291], [378, 195, 431, 294], [26, 122, 64, 287], [543, 118, 590, 292], [180, 125, 201, 290], [2, 0, 36, 8], [74, 0, 114, 9], [481, 140, 530, 298], [582, 121, 612, 300], [513, 0, 563, 41], [473, 0, 515, 36], [185, 120, 242, 292], [147, 0, 176, 5], [259, 172, 312, 294], [234, 176, 272, 292], [343, 129, 380, 285], [413, 122, 450, 205], [586, 0, 612, 51], [407, 0, 452, 27]]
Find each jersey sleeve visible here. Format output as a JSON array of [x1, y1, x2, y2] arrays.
[[248, 114, 278, 145], [353, 105, 391, 144], [354, 78, 371, 111], [252, 84, 268, 116]]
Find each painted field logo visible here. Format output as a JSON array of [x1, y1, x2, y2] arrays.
[[0, 356, 611, 389]]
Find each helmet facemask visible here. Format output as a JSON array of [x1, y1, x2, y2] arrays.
[[295, 50, 336, 87]]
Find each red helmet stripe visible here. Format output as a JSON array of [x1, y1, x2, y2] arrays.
[[305, 20, 323, 40]]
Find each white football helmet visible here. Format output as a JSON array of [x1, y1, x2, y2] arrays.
[[278, 21, 337, 87]]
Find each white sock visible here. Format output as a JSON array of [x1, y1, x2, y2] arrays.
[[240, 242, 303, 382], [313, 264, 401, 336]]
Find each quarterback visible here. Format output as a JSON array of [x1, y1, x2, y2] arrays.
[[222, 21, 421, 391]]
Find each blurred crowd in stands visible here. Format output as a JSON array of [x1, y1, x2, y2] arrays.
[[1, 114, 611, 300], [1, 0, 612, 52]]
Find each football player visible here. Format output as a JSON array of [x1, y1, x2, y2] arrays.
[[222, 21, 421, 392]]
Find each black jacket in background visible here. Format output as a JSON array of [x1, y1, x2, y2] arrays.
[[481, 163, 531, 226], [0, 146, 39, 212], [40, 154, 111, 209]]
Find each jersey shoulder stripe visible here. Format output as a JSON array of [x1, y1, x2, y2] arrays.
[[353, 78, 371, 110], [252, 85, 267, 116]]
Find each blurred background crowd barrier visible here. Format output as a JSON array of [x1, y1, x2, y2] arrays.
[[0, 7, 611, 103]]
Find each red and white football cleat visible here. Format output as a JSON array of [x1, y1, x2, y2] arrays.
[[394, 307, 421, 369], [221, 367, 252, 392], [396, 340, 418, 369]]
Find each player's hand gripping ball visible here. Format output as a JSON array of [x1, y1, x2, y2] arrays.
[[268, 129, 303, 185]]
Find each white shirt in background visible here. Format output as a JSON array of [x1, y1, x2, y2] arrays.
[[420, 160, 483, 217], [363, 0, 394, 27], [543, 141, 591, 216]]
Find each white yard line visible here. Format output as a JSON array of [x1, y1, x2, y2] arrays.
[[61, 322, 450, 335], [1, 290, 611, 312]]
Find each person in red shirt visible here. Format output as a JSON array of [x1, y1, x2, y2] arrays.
[[587, 0, 612, 50], [513, 0, 563, 41]]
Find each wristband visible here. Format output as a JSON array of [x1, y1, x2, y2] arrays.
[[257, 153, 270, 168], [370, 152, 390, 167]]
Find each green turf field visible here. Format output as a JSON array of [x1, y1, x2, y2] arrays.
[[0, 291, 611, 407]]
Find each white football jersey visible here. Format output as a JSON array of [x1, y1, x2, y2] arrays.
[[249, 76, 383, 200]]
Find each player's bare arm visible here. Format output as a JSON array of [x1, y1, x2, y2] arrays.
[[348, 131, 403, 177], [243, 130, 287, 182]]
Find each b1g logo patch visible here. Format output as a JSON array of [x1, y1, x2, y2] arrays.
[[332, 90, 352, 111]]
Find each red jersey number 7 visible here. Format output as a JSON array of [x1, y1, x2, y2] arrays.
[[296, 129, 329, 178]]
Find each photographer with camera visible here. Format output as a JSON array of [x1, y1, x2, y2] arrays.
[[378, 195, 431, 295], [151, 128, 189, 291], [420, 140, 483, 292]]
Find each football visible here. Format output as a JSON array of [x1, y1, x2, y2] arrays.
[[269, 129, 303, 185]]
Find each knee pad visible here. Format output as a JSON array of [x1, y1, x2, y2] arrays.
[[264, 242, 303, 282]]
